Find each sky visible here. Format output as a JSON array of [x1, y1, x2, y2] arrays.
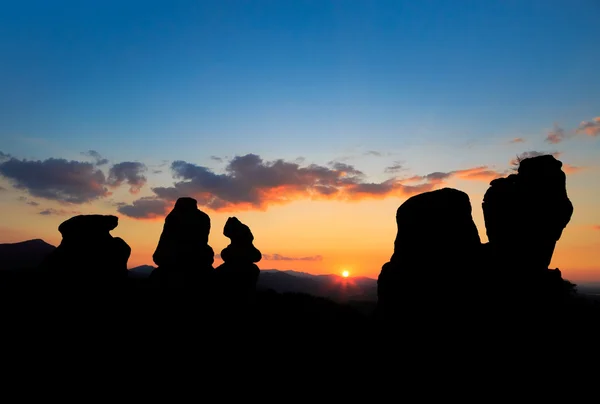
[[1, 0, 599, 282]]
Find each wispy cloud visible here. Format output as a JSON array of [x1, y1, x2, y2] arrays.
[[81, 150, 109, 165], [262, 254, 323, 261], [384, 162, 405, 174], [576, 117, 600, 137], [39, 208, 81, 216], [545, 125, 568, 144], [510, 137, 525, 144]]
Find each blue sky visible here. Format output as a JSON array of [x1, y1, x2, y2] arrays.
[[1, 1, 599, 278], [1, 0, 599, 168]]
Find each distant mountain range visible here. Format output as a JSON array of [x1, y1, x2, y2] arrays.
[[127, 265, 378, 302], [3, 239, 599, 303]]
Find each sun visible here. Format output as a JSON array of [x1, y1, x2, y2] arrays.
[[342, 270, 350, 278]]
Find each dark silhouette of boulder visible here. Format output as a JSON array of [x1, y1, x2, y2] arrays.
[[38, 215, 131, 287], [149, 197, 215, 288], [215, 217, 261, 305], [482, 154, 575, 307], [377, 188, 481, 318], [483, 155, 573, 271]]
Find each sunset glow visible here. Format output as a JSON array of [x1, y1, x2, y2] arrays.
[[0, 2, 599, 285]]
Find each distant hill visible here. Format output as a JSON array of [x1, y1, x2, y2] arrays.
[[128, 265, 156, 278], [125, 266, 378, 302], [258, 269, 377, 303], [0, 239, 56, 271]]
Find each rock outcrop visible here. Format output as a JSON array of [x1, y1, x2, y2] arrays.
[[482, 154, 574, 304], [483, 154, 573, 271], [377, 188, 481, 317], [149, 197, 215, 288], [215, 217, 261, 304], [39, 215, 131, 286]]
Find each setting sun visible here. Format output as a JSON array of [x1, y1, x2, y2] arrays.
[[342, 270, 350, 278]]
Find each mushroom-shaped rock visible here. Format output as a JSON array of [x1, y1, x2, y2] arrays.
[[215, 217, 261, 304], [39, 214, 131, 286]]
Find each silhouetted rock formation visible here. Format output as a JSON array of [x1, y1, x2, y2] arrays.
[[149, 197, 215, 288], [482, 154, 575, 306], [483, 155, 573, 271], [377, 188, 481, 318], [39, 215, 130, 286], [215, 217, 261, 305]]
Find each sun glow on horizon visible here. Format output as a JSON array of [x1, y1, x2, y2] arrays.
[[342, 270, 350, 278]]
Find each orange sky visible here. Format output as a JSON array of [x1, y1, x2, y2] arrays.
[[1, 156, 598, 283]]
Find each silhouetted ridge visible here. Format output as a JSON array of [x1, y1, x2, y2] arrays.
[[0, 239, 56, 271]]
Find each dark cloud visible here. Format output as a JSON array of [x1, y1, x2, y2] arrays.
[[117, 197, 170, 219], [0, 186, 6, 192], [120, 154, 502, 217], [576, 117, 600, 137], [364, 150, 383, 157], [108, 162, 147, 194], [27, 201, 40, 206], [0, 156, 109, 203], [39, 208, 81, 216], [545, 125, 567, 144], [81, 150, 109, 165], [262, 254, 323, 261], [0, 151, 11, 161], [152, 170, 163, 174], [210, 156, 223, 162]]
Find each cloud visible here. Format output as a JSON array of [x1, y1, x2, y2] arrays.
[[593, 225, 600, 231], [0, 186, 6, 192], [385, 162, 405, 174], [576, 117, 600, 137], [262, 254, 323, 261], [0, 156, 110, 203], [17, 196, 40, 206], [107, 162, 147, 194], [116, 197, 171, 219], [510, 151, 561, 167], [121, 154, 504, 217], [81, 150, 109, 165], [0, 151, 11, 161], [545, 125, 567, 144], [364, 151, 383, 157], [402, 166, 504, 185], [152, 170, 163, 174], [39, 208, 80, 216], [210, 156, 223, 162], [510, 138, 525, 144]]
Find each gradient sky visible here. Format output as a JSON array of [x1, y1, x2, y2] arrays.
[[1, 1, 599, 282]]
